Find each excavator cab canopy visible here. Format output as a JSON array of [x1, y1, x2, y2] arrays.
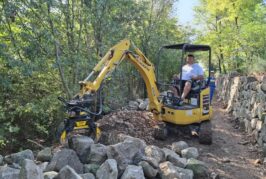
[[162, 43, 211, 52], [156, 43, 212, 86]]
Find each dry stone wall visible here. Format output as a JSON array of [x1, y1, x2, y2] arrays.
[[0, 135, 212, 179], [217, 72, 266, 157]]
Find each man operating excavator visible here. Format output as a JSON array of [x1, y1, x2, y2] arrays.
[[171, 54, 204, 105]]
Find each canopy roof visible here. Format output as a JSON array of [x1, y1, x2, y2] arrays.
[[162, 43, 210, 52]]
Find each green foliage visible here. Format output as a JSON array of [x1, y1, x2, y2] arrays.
[[0, 0, 188, 152], [194, 0, 266, 73]]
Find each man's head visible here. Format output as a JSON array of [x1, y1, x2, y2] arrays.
[[186, 54, 194, 65], [210, 70, 215, 77]]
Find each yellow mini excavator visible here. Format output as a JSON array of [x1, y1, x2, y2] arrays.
[[57, 39, 213, 144]]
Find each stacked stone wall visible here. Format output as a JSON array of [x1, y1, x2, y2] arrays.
[[217, 72, 266, 156]]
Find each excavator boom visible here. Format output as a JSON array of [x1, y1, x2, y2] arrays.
[[79, 39, 162, 120]]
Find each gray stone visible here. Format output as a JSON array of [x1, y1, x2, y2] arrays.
[[87, 143, 107, 165], [261, 124, 266, 143], [80, 173, 95, 179], [251, 129, 259, 144], [0, 166, 20, 179], [239, 107, 246, 117], [263, 157, 266, 167], [68, 135, 94, 163], [0, 155, 3, 165], [43, 171, 58, 179], [83, 164, 99, 175], [244, 118, 252, 134], [121, 165, 145, 179], [4, 149, 34, 165], [258, 104, 264, 120], [138, 161, 158, 178], [263, 143, 266, 157], [96, 159, 118, 179], [128, 101, 139, 110], [10, 163, 21, 169], [186, 158, 210, 179], [258, 135, 263, 147], [38, 162, 49, 172], [144, 145, 165, 163], [261, 113, 266, 121], [141, 156, 159, 168], [19, 159, 43, 179], [37, 147, 52, 162], [136, 99, 144, 104], [261, 84, 266, 93], [172, 141, 189, 155], [108, 133, 146, 146], [181, 147, 199, 159], [159, 161, 193, 179], [162, 148, 187, 168], [46, 149, 83, 173], [163, 148, 180, 158], [107, 137, 146, 174], [139, 100, 149, 110], [57, 165, 82, 179], [256, 120, 263, 131], [251, 118, 258, 130]]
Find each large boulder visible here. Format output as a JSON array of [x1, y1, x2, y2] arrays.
[[96, 159, 118, 179], [68, 136, 94, 163], [121, 165, 145, 179], [181, 147, 199, 159], [108, 133, 146, 146], [172, 141, 189, 155], [0, 166, 20, 179], [19, 159, 43, 179], [186, 158, 210, 179], [46, 149, 83, 173], [159, 161, 193, 179], [163, 148, 187, 168], [141, 156, 159, 168], [37, 147, 52, 162], [57, 165, 82, 179], [107, 137, 146, 174], [144, 145, 165, 163], [138, 161, 158, 178], [4, 149, 34, 165], [87, 143, 107, 165]]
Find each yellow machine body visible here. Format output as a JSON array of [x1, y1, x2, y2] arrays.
[[63, 39, 213, 143], [161, 88, 213, 125]]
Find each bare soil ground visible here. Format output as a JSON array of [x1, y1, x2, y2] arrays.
[[188, 103, 265, 179], [97, 102, 266, 179]]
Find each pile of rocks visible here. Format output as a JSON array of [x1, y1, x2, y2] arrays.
[[125, 98, 149, 111], [97, 110, 157, 145], [0, 135, 211, 179], [217, 73, 266, 157]]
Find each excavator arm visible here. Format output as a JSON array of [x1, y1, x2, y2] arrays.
[[79, 39, 162, 120]]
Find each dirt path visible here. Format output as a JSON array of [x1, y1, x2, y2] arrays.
[[187, 103, 265, 179], [98, 102, 265, 178]]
